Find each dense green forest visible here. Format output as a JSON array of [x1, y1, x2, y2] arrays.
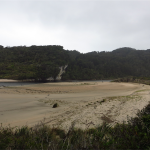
[[0, 45, 69, 81], [0, 45, 150, 81], [62, 47, 150, 80]]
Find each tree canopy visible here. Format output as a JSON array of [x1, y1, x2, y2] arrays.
[[0, 46, 150, 81], [62, 47, 150, 80], [0, 45, 69, 81]]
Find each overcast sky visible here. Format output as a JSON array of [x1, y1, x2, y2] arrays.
[[0, 0, 150, 53]]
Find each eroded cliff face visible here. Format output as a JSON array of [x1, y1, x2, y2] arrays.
[[48, 65, 68, 81], [56, 65, 68, 80]]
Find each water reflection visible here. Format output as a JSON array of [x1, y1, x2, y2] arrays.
[[0, 80, 112, 87], [0, 82, 38, 87]]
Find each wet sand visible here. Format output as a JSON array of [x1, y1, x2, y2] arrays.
[[0, 80, 150, 129]]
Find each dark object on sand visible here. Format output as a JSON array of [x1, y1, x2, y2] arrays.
[[53, 103, 59, 108]]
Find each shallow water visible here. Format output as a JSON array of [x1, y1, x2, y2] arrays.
[[71, 80, 112, 82], [0, 80, 112, 87], [0, 82, 39, 87]]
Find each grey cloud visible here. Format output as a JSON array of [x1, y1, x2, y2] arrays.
[[0, 0, 150, 52]]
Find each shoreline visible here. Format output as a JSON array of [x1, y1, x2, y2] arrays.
[[0, 79, 113, 83]]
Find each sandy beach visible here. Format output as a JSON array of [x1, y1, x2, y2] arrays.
[[0, 80, 150, 129]]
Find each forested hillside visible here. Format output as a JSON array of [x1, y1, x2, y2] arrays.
[[62, 47, 150, 80], [0, 45, 69, 81], [0, 46, 150, 81]]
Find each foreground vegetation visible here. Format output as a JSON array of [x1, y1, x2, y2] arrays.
[[1, 103, 150, 149]]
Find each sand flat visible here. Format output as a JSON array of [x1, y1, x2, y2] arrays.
[[0, 81, 150, 129]]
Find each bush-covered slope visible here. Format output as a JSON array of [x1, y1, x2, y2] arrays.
[[62, 47, 150, 80], [0, 46, 150, 81], [0, 45, 69, 81]]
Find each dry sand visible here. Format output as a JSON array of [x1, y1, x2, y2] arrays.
[[0, 80, 150, 130]]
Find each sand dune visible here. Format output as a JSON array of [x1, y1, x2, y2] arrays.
[[0, 81, 150, 129]]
